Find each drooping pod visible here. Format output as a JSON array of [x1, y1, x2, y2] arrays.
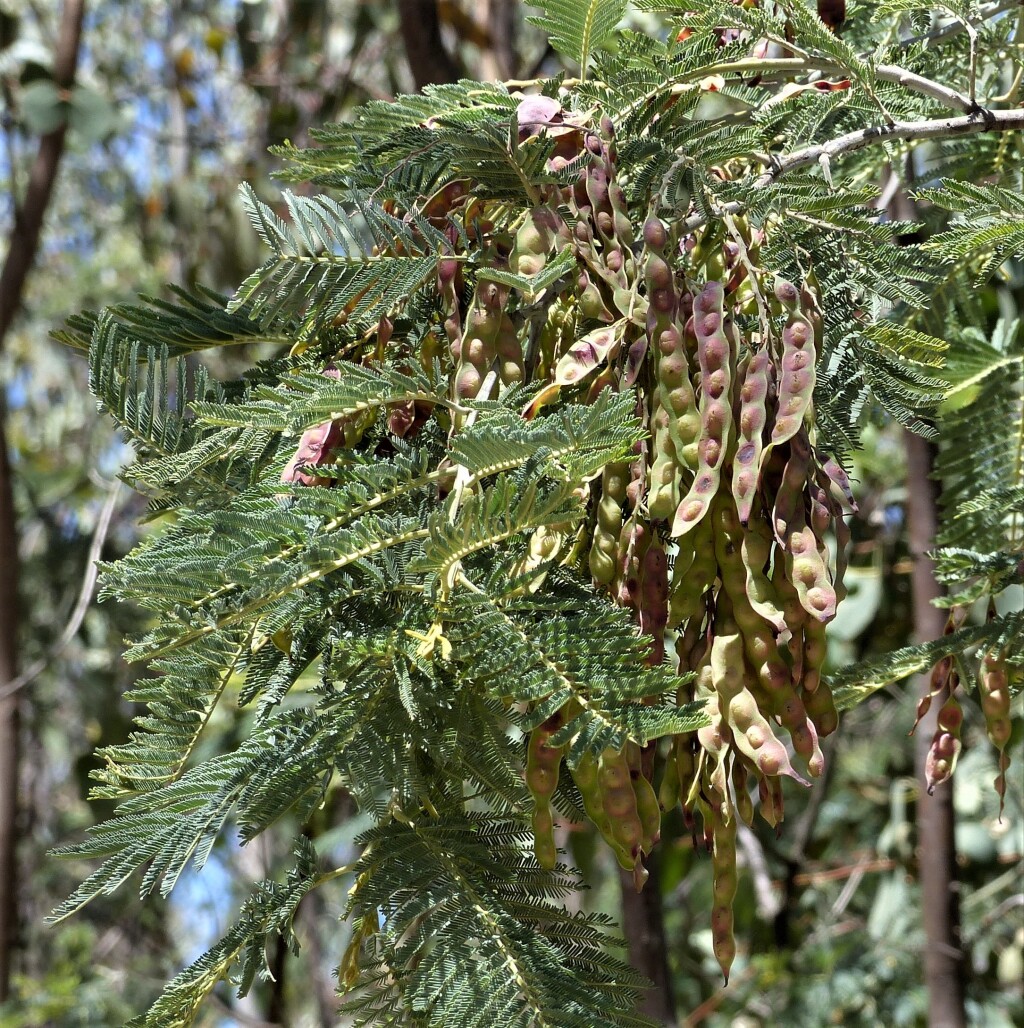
[[710, 632, 809, 784], [509, 205, 564, 279], [710, 800, 738, 984], [785, 516, 837, 623], [598, 747, 648, 883], [731, 756, 754, 827], [667, 513, 716, 627], [570, 753, 633, 870], [626, 742, 662, 855], [925, 689, 964, 794], [732, 346, 772, 524], [647, 388, 681, 519], [454, 278, 508, 416], [525, 710, 568, 868], [614, 516, 650, 611], [739, 516, 788, 635], [658, 744, 681, 811], [803, 677, 839, 738], [589, 462, 628, 585], [671, 282, 734, 536], [911, 611, 961, 734], [978, 650, 1013, 816], [638, 535, 670, 665], [768, 282, 816, 450]]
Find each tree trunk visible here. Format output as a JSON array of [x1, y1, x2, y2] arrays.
[[904, 428, 967, 1028], [396, 0, 462, 89], [619, 849, 675, 1024]]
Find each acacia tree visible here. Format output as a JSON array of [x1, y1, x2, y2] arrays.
[[53, 2, 1022, 1025]]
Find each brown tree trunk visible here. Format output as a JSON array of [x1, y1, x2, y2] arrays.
[[619, 849, 675, 1024], [396, 0, 462, 89], [0, 0, 86, 1000], [904, 428, 967, 1028]]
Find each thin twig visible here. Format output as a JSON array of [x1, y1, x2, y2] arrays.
[[682, 107, 1024, 232], [0, 480, 121, 700]]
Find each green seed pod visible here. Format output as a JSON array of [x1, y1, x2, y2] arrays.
[[732, 347, 772, 524], [732, 756, 755, 827], [925, 689, 963, 794], [648, 389, 681, 520], [802, 615, 828, 694], [979, 651, 1013, 816], [671, 282, 734, 537], [526, 711, 567, 869], [531, 804, 557, 869], [590, 462, 628, 585], [769, 302, 816, 449], [710, 801, 738, 984], [626, 742, 662, 854], [659, 745, 681, 811], [711, 632, 808, 783], [598, 747, 646, 865], [668, 513, 716, 626], [740, 516, 788, 635], [804, 678, 839, 738], [494, 314, 525, 386], [509, 205, 564, 279]]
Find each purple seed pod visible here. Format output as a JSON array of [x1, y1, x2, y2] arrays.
[[925, 691, 964, 794], [785, 518, 837, 623], [554, 324, 620, 386], [732, 347, 772, 524], [638, 537, 670, 664], [769, 305, 816, 449], [671, 282, 733, 537], [819, 454, 859, 512]]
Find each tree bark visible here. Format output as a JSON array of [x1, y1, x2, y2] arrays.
[[396, 0, 462, 89], [0, 0, 86, 1000], [904, 428, 967, 1028], [619, 849, 675, 1024]]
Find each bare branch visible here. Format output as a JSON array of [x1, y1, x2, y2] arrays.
[[684, 107, 1024, 231]]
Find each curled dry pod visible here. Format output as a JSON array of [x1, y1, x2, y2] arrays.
[[732, 347, 772, 524], [598, 747, 647, 872], [978, 651, 1013, 816], [925, 690, 964, 794], [711, 632, 809, 784], [710, 802, 738, 984], [671, 282, 734, 537], [768, 295, 816, 450], [911, 611, 960, 734], [732, 757, 755, 827], [589, 462, 628, 585]]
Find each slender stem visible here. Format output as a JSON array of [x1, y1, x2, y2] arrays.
[[683, 108, 1024, 231]]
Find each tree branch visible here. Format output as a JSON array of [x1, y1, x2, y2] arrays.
[[683, 107, 1024, 231]]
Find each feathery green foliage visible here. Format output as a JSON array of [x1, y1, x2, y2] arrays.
[[56, 2, 1024, 1023]]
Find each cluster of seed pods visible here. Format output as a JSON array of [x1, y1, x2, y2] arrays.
[[327, 97, 862, 981]]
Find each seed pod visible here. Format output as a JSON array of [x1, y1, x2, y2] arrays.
[[772, 431, 811, 542], [740, 516, 788, 635], [732, 757, 755, 827], [495, 314, 525, 386], [785, 517, 837, 623], [280, 418, 345, 487], [526, 712, 567, 868], [626, 742, 662, 854], [759, 774, 786, 829], [978, 650, 1013, 816], [590, 462, 628, 585], [710, 801, 738, 984], [554, 324, 620, 387], [647, 389, 681, 520], [802, 615, 828, 695], [598, 747, 646, 867], [772, 555, 806, 682], [509, 205, 563, 279], [804, 678, 839, 738], [571, 753, 633, 869], [696, 684, 732, 805], [911, 611, 960, 734], [711, 632, 809, 783], [769, 300, 816, 449], [638, 536, 670, 665], [659, 745, 681, 811], [925, 689, 963, 794], [820, 455, 859, 513], [668, 514, 716, 626], [615, 516, 650, 610], [671, 282, 734, 537], [732, 347, 772, 524]]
